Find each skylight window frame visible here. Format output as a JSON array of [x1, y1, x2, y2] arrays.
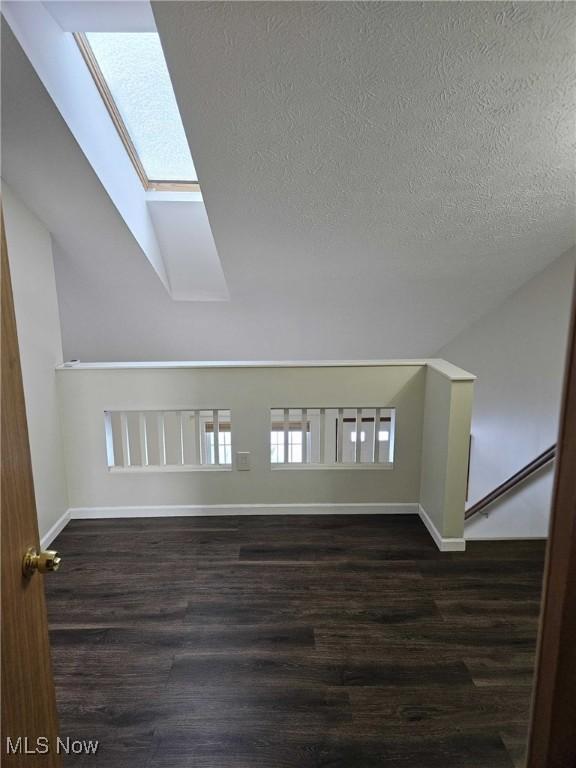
[[74, 32, 200, 193]]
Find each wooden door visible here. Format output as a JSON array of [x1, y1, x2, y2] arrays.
[[526, 273, 576, 768], [1, 209, 61, 765]]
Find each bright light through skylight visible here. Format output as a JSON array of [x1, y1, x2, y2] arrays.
[[86, 32, 197, 182]]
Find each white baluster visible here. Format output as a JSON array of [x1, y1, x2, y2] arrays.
[[213, 409, 220, 465], [177, 411, 185, 465], [139, 412, 148, 466], [194, 410, 202, 465], [319, 408, 326, 465], [283, 408, 289, 464], [104, 412, 115, 467], [374, 408, 381, 464], [120, 412, 131, 467], [157, 411, 166, 466], [355, 408, 362, 464]]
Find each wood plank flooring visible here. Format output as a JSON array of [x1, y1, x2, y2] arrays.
[[45, 515, 545, 768]]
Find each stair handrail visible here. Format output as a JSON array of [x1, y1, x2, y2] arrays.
[[465, 445, 557, 520]]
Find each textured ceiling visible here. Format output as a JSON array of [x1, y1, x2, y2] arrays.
[[153, 1, 575, 346], [2, 3, 575, 362]]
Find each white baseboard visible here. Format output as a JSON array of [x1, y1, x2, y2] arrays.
[[40, 509, 71, 549], [465, 534, 548, 541], [68, 502, 419, 519], [418, 505, 466, 552], [40, 504, 462, 553]]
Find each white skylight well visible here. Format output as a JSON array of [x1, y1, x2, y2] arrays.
[[78, 32, 197, 188]]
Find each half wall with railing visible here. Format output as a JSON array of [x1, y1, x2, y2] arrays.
[[56, 359, 475, 550]]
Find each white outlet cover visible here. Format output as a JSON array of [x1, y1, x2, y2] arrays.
[[236, 451, 251, 470]]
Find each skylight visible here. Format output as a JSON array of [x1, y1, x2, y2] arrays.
[[79, 32, 197, 187]]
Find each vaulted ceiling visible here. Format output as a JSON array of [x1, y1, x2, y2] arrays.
[[2, 2, 575, 361]]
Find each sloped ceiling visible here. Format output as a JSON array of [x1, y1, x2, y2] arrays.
[[3, 1, 228, 301], [2, 2, 575, 361], [147, 199, 229, 301]]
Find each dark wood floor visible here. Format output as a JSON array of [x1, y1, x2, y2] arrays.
[[46, 515, 546, 768]]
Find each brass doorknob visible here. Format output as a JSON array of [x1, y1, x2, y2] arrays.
[[22, 547, 61, 577]]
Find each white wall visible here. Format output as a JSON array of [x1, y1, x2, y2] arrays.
[[2, 183, 69, 542], [420, 367, 473, 540], [57, 363, 427, 510], [436, 248, 575, 539]]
